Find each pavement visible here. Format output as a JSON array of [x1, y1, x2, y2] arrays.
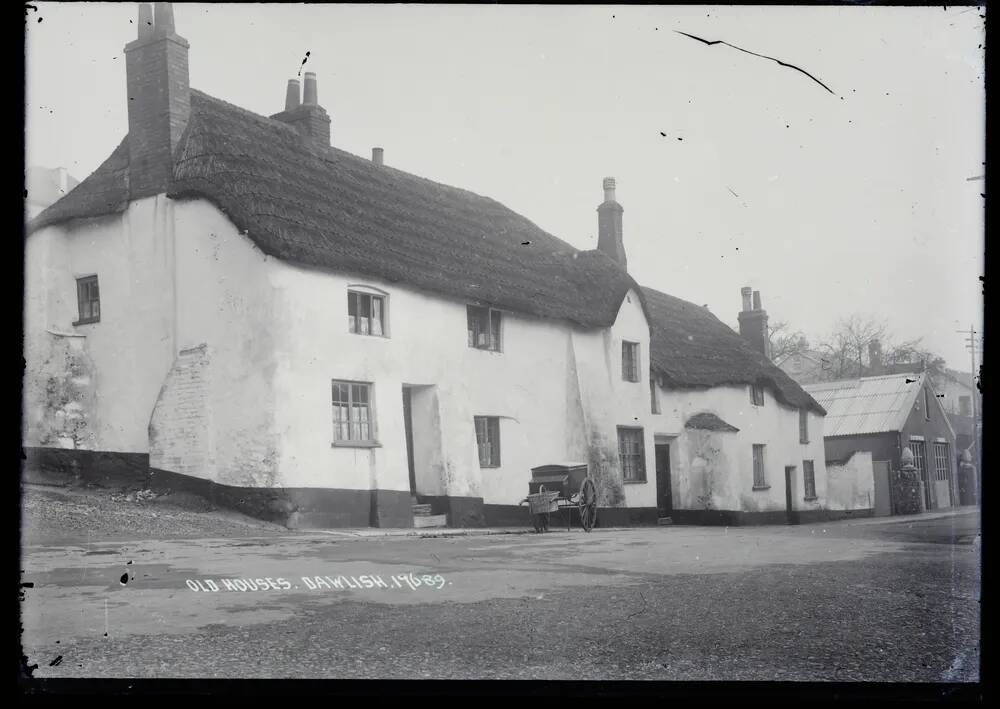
[[19, 507, 981, 681]]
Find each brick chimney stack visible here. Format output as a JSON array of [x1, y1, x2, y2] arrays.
[[124, 2, 190, 199], [738, 286, 771, 359], [868, 339, 883, 375], [597, 177, 626, 270], [372, 147, 384, 166], [271, 72, 332, 148]]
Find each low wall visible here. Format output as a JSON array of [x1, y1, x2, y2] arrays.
[[826, 450, 876, 511]]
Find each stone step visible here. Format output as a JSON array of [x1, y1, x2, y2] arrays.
[[658, 517, 673, 526], [413, 514, 448, 528], [412, 504, 433, 516]]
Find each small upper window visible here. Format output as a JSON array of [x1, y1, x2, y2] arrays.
[[622, 341, 640, 382], [750, 383, 765, 407], [348, 290, 386, 336], [799, 408, 809, 444], [468, 305, 502, 351], [75, 275, 100, 325]]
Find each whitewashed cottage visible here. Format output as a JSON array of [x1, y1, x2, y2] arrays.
[[25, 3, 862, 528]]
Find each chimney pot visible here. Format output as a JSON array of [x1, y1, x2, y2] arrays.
[[752, 290, 762, 311], [302, 72, 318, 105], [285, 79, 301, 111], [153, 2, 175, 35], [603, 176, 617, 203], [372, 147, 384, 166], [741, 287, 752, 313], [137, 3, 154, 39], [57, 167, 68, 194]]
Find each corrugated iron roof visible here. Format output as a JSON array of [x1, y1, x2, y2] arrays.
[[803, 373, 925, 436]]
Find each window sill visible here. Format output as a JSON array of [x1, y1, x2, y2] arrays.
[[624, 479, 647, 485], [803, 496, 818, 502], [751, 485, 771, 491], [480, 464, 501, 469], [331, 441, 382, 449], [348, 332, 389, 339], [469, 346, 503, 353], [72, 319, 99, 326]]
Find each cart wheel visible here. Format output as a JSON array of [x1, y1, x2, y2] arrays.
[[578, 477, 597, 532]]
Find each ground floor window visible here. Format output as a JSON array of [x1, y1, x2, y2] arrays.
[[803, 459, 816, 500], [752, 444, 767, 489], [332, 380, 375, 444], [474, 416, 501, 467], [618, 427, 646, 482]]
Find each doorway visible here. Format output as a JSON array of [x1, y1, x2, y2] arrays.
[[655, 443, 672, 518], [402, 386, 417, 497], [784, 466, 798, 524], [873, 460, 892, 516]]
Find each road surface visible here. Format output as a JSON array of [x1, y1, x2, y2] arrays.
[[20, 509, 980, 680]]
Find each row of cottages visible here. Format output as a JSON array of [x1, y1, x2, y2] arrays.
[[803, 372, 961, 515], [23, 3, 858, 529]]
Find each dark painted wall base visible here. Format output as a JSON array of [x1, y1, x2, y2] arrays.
[[672, 507, 875, 526], [23, 446, 414, 529]]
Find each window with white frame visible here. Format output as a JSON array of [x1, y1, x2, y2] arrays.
[[803, 459, 817, 500], [474, 416, 501, 468], [75, 275, 100, 324], [750, 383, 765, 407], [622, 341, 640, 382], [467, 305, 502, 351], [347, 289, 386, 336], [618, 427, 646, 482], [752, 444, 767, 489], [331, 380, 376, 444]]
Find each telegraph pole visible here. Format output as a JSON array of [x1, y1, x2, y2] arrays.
[[956, 325, 981, 457]]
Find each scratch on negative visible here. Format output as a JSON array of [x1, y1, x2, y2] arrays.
[[674, 30, 836, 96]]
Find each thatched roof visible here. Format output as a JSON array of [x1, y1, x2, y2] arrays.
[[642, 287, 825, 415], [684, 412, 740, 432], [30, 90, 637, 329], [30, 139, 131, 228], [27, 88, 823, 412]]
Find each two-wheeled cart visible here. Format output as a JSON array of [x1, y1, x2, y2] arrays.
[[519, 463, 597, 533]]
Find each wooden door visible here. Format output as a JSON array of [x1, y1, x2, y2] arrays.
[[655, 444, 672, 518], [784, 466, 798, 524]]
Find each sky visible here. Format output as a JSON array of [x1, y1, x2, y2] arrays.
[[25, 3, 985, 370]]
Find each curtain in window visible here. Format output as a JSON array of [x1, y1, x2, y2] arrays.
[[371, 297, 383, 336]]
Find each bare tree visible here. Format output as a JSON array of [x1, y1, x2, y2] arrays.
[[815, 314, 889, 380], [813, 314, 948, 383], [768, 320, 811, 363]]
